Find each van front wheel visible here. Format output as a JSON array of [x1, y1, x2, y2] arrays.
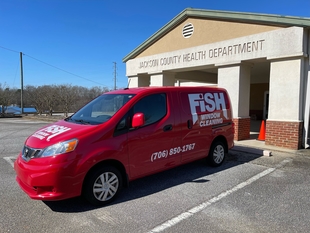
[[83, 166, 122, 206], [208, 141, 226, 167]]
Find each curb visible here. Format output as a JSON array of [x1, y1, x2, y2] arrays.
[[231, 143, 310, 157]]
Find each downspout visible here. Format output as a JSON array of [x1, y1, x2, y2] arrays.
[[303, 29, 310, 148]]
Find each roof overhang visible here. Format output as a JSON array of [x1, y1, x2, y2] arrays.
[[123, 8, 310, 62]]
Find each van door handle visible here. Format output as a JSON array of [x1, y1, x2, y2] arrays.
[[187, 120, 193, 129], [163, 124, 173, 132]]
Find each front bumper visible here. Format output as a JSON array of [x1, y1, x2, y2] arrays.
[[14, 154, 84, 201]]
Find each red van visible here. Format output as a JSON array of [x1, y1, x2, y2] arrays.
[[14, 86, 234, 205]]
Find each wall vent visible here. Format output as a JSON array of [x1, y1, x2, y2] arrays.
[[182, 23, 194, 38]]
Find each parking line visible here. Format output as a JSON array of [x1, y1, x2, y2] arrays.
[[3, 157, 16, 168], [148, 159, 292, 233]]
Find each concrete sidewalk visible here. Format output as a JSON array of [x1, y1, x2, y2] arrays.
[[231, 139, 310, 157]]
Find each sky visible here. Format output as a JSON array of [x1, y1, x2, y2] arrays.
[[1, 0, 310, 90]]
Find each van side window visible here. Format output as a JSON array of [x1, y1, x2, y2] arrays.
[[133, 93, 167, 126]]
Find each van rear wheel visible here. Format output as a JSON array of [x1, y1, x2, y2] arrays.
[[208, 141, 226, 167], [83, 166, 122, 206]]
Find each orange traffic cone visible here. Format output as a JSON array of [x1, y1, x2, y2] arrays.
[[257, 120, 266, 141]]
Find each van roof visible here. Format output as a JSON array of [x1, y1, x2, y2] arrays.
[[105, 86, 226, 95]]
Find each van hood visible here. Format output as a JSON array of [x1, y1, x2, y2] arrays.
[[25, 120, 96, 149]]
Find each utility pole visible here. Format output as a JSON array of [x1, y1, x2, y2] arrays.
[[20, 52, 24, 114], [113, 62, 117, 90]]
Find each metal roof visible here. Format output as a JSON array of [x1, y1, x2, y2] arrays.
[[122, 8, 310, 62]]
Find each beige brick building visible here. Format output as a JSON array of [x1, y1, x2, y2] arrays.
[[123, 8, 310, 150]]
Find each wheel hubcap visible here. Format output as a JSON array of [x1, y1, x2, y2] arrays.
[[213, 145, 224, 164], [93, 172, 119, 201]]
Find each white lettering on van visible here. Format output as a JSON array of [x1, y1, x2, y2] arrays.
[[150, 143, 196, 162], [188, 92, 228, 126], [32, 125, 71, 141]]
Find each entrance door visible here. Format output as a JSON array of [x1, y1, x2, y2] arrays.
[[263, 91, 269, 120]]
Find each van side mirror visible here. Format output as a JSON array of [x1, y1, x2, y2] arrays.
[[132, 113, 145, 128]]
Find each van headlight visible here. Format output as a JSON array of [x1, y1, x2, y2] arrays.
[[39, 139, 78, 157]]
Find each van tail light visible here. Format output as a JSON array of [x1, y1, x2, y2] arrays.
[[232, 122, 235, 134]]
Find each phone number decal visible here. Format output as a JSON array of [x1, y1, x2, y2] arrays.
[[151, 143, 196, 162]]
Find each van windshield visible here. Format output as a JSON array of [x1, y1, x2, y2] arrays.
[[66, 94, 135, 125]]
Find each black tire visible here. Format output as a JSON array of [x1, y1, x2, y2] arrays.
[[208, 141, 226, 167], [83, 166, 123, 206]]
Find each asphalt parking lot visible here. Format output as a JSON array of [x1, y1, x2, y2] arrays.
[[1, 118, 310, 233]]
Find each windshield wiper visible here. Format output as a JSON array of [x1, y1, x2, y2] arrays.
[[65, 116, 73, 121], [73, 119, 91, 125]]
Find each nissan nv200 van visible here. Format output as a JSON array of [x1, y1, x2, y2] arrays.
[[14, 86, 234, 205]]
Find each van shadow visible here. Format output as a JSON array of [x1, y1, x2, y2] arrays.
[[43, 148, 261, 213]]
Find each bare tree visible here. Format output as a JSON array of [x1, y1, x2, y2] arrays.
[[24, 85, 44, 115], [1, 82, 110, 116], [0, 83, 16, 116], [72, 86, 109, 112], [88, 86, 109, 99], [57, 84, 78, 117], [39, 85, 60, 116]]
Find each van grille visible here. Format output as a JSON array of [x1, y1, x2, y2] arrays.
[[22, 146, 42, 161]]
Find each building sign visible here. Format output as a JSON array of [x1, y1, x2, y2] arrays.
[[139, 39, 265, 69], [126, 27, 304, 76]]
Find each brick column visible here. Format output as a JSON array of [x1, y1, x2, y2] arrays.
[[233, 117, 250, 141], [268, 58, 305, 149], [266, 120, 303, 150]]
